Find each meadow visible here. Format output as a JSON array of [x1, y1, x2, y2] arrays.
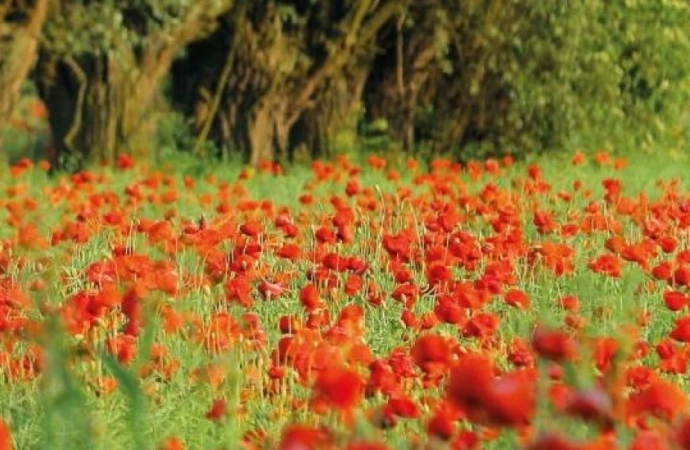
[[1, 149, 690, 449]]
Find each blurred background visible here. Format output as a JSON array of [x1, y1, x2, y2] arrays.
[[1, 0, 690, 171]]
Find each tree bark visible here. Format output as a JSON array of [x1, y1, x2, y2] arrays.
[[35, 1, 230, 170], [290, 69, 368, 160], [363, 8, 439, 153], [241, 99, 289, 167], [35, 49, 171, 170], [0, 0, 48, 150], [173, 1, 405, 166]]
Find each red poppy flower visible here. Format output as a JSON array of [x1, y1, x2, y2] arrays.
[[446, 354, 493, 421], [653, 262, 673, 281], [563, 388, 614, 430], [157, 436, 184, 450], [627, 378, 689, 421], [299, 284, 323, 310], [676, 266, 690, 286], [386, 396, 419, 419], [671, 315, 690, 343], [675, 417, 690, 449], [205, 398, 227, 421], [504, 289, 530, 309], [427, 409, 455, 441], [411, 334, 450, 369], [279, 424, 332, 450], [121, 288, 141, 337], [531, 326, 576, 362], [588, 254, 622, 278], [257, 280, 285, 300], [239, 221, 263, 238], [629, 430, 672, 450], [276, 243, 301, 260], [0, 419, 11, 450], [483, 368, 536, 427], [313, 366, 363, 411], [526, 433, 582, 450]]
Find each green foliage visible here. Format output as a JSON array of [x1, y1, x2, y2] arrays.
[[100, 313, 157, 450], [608, 0, 690, 149], [42, 0, 230, 57], [33, 0, 232, 171], [380, 0, 690, 160], [504, 0, 690, 155], [496, 1, 624, 153], [6, 0, 690, 166], [155, 109, 195, 156], [38, 314, 93, 449]]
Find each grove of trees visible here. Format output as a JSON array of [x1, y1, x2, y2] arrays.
[[2, 0, 690, 171]]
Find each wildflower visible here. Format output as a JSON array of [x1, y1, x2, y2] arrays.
[[427, 409, 455, 441], [504, 289, 530, 309], [588, 254, 622, 278], [526, 433, 582, 450], [627, 378, 689, 421], [563, 388, 614, 430], [205, 398, 227, 421], [411, 334, 450, 369], [299, 284, 323, 310], [313, 366, 363, 412], [0, 419, 11, 450], [279, 424, 332, 450], [531, 326, 576, 362], [158, 437, 184, 450]]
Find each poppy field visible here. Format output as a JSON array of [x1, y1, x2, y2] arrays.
[[2, 151, 690, 449]]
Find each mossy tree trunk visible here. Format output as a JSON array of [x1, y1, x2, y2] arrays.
[[173, 1, 404, 166], [0, 0, 48, 152], [363, 4, 444, 153], [35, 47, 175, 169], [34, 1, 230, 171], [290, 69, 368, 161]]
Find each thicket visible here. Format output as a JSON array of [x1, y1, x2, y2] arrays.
[[1, 0, 690, 170]]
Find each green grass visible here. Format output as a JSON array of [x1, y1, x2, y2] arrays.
[[0, 146, 689, 449]]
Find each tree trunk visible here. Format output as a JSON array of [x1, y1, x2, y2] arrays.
[[364, 29, 437, 153], [238, 97, 291, 166], [0, 0, 48, 149], [34, 0, 228, 171], [34, 52, 80, 170], [245, 103, 276, 166], [171, 1, 403, 166], [36, 55, 122, 169], [290, 70, 367, 160], [35, 48, 173, 171]]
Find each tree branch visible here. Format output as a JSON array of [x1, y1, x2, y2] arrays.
[[192, 43, 235, 156], [0, 0, 48, 121], [288, 0, 407, 126], [62, 55, 86, 154], [166, 0, 234, 49]]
